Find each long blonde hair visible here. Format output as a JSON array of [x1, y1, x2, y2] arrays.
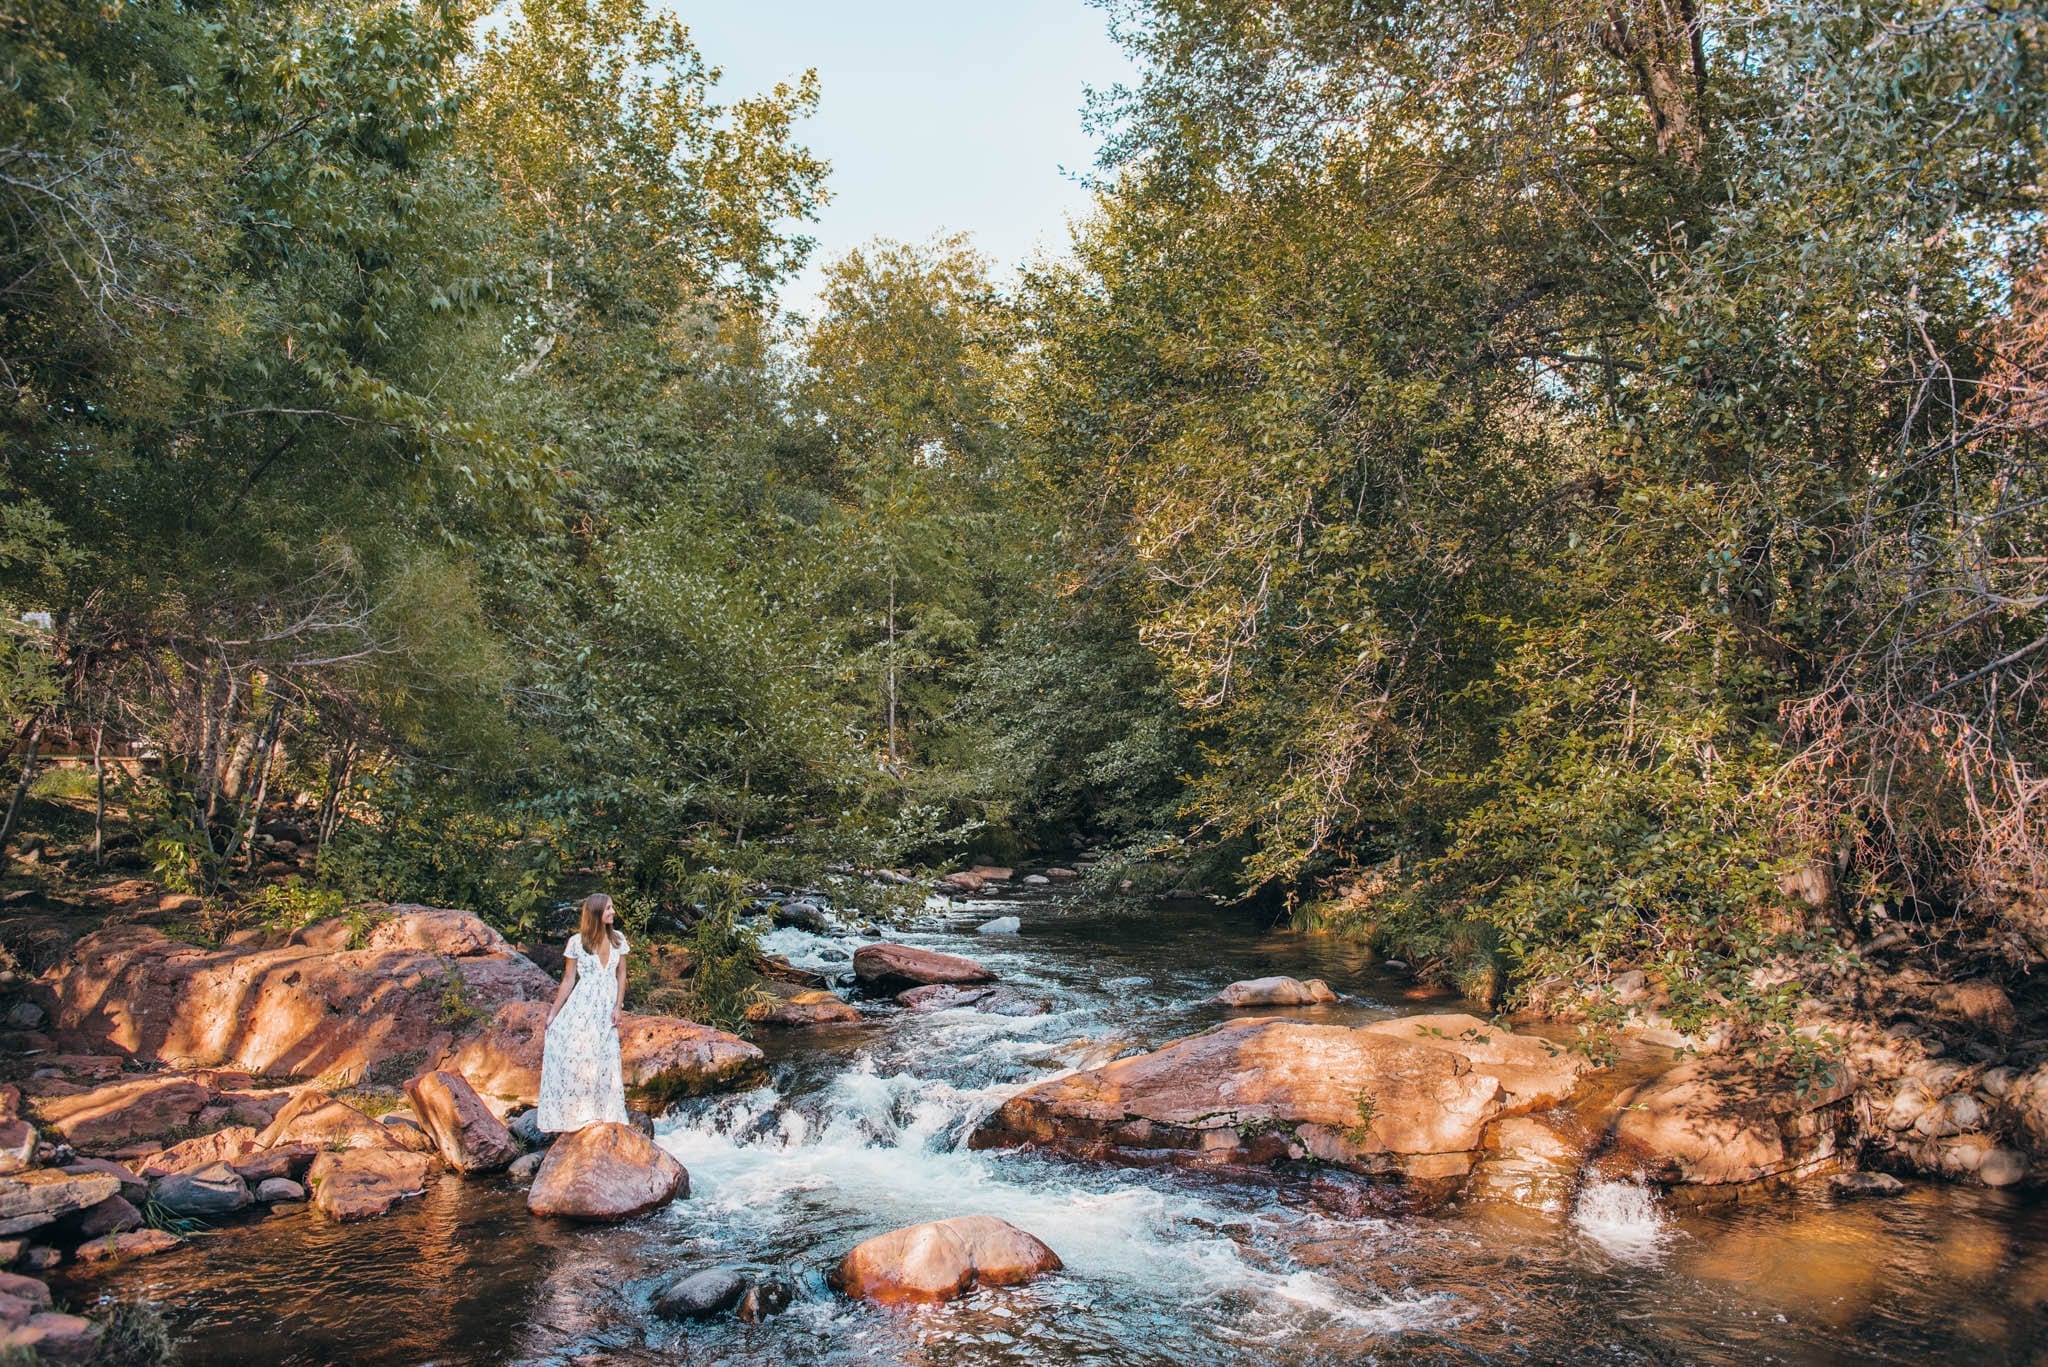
[[577, 893, 621, 958]]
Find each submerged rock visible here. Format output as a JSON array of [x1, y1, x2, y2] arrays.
[[73, 1228, 182, 1264], [1831, 1170, 1905, 1198], [1212, 976, 1336, 1007], [853, 944, 996, 991], [896, 984, 1046, 1016], [737, 1277, 794, 1321], [526, 1121, 686, 1222], [306, 1149, 434, 1222], [831, 1215, 1061, 1305], [654, 1267, 746, 1320]]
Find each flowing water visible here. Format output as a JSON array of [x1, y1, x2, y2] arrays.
[[55, 891, 2048, 1364]]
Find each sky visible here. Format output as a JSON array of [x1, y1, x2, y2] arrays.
[[670, 2, 1138, 317]]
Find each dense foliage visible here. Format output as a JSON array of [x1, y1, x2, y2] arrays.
[[1026, 0, 2048, 1016], [5, 0, 2044, 1033]]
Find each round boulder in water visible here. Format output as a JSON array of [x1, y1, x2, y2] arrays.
[[655, 1267, 746, 1320], [830, 1215, 1062, 1305], [977, 916, 1021, 935], [774, 901, 832, 934], [527, 1121, 687, 1222]]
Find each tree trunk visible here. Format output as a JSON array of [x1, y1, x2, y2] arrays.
[[222, 698, 286, 872], [92, 723, 105, 868], [0, 710, 51, 851]]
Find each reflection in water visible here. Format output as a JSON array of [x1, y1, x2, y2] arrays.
[[56, 893, 2048, 1365]]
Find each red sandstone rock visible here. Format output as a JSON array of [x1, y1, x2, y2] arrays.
[[852, 944, 996, 990], [139, 1126, 313, 1183], [255, 1089, 397, 1151], [830, 1215, 1061, 1305], [1358, 1014, 1590, 1113], [73, 1228, 182, 1263], [32, 1076, 211, 1150], [971, 1017, 1525, 1191], [38, 909, 556, 1085], [0, 1169, 121, 1235], [1611, 1056, 1858, 1187], [2, 1309, 97, 1362], [443, 1002, 762, 1108], [403, 1070, 520, 1173], [306, 1149, 435, 1221], [526, 1122, 686, 1222]]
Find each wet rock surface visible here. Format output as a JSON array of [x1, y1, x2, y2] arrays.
[[526, 1121, 686, 1222], [830, 1215, 1062, 1305]]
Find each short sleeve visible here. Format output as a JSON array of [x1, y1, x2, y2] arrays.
[[615, 934, 629, 956], [563, 935, 586, 964]]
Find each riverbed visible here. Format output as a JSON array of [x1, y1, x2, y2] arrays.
[[55, 891, 2048, 1364]]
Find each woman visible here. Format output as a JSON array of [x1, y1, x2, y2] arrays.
[[536, 892, 629, 1133]]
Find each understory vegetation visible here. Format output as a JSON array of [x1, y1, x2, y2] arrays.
[[4, 0, 2044, 1042]]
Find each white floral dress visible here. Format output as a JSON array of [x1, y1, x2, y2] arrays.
[[536, 932, 629, 1133]]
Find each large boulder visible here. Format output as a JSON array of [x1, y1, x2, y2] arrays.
[[972, 1017, 1528, 1193], [853, 944, 996, 991], [442, 1002, 762, 1109], [1610, 1056, 1858, 1190], [1213, 977, 1337, 1007], [305, 1149, 435, 1222], [0, 1170, 120, 1235], [31, 1076, 211, 1150], [526, 1121, 686, 1222], [403, 1070, 520, 1173], [37, 909, 556, 1085], [830, 1216, 1061, 1305]]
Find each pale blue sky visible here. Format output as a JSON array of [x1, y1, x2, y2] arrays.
[[670, 2, 1136, 315]]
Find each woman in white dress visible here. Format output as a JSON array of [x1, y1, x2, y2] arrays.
[[536, 892, 630, 1133]]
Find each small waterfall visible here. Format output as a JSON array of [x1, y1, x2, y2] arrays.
[[1570, 1179, 1674, 1264]]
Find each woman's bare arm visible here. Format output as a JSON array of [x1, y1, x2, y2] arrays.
[[612, 954, 627, 1028], [545, 958, 578, 1028]]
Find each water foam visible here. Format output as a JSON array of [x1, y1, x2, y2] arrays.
[[1570, 1179, 1674, 1264]]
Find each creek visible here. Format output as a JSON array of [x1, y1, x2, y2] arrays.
[[54, 890, 2048, 1364]]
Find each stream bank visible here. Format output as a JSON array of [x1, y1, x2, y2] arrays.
[[37, 887, 2048, 1365]]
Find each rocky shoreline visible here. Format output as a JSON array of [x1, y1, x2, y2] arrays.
[[0, 878, 2041, 1355]]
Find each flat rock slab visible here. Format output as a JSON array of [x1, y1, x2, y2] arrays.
[[38, 909, 555, 1086], [1213, 977, 1337, 1007], [33, 1076, 211, 1150], [443, 1002, 763, 1109], [73, 1228, 183, 1263], [1612, 1056, 1857, 1188], [306, 1149, 435, 1222], [831, 1215, 1061, 1305], [853, 944, 996, 990], [527, 1121, 686, 1222], [404, 1070, 520, 1173], [0, 1169, 120, 1236]]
